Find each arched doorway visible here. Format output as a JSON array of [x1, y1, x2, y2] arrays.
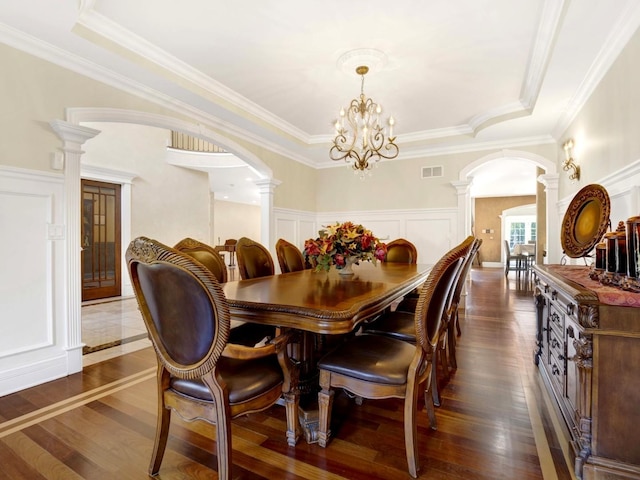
[[452, 149, 559, 264], [52, 108, 280, 372]]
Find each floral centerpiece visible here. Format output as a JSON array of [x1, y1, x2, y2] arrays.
[[303, 221, 387, 274]]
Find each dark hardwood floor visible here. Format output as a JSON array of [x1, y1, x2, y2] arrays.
[[0, 268, 573, 479]]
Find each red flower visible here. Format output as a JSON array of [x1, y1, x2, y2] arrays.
[[374, 243, 388, 261], [361, 233, 373, 250], [304, 239, 321, 256]]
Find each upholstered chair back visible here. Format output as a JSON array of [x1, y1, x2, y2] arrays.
[[275, 238, 306, 273], [236, 237, 275, 279], [128, 236, 229, 378], [174, 237, 228, 283], [414, 243, 465, 349], [385, 238, 418, 264]]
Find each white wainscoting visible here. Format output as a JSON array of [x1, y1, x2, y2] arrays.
[[274, 207, 459, 266], [0, 166, 70, 396]]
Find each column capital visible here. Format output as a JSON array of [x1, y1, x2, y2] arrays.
[[255, 178, 282, 194], [451, 179, 472, 196], [50, 120, 100, 148], [537, 173, 559, 191]]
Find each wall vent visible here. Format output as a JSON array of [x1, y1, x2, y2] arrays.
[[421, 165, 443, 178]]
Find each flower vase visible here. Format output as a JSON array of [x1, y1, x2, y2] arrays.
[[338, 257, 357, 275]]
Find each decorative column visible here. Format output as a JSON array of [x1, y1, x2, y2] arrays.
[[50, 120, 100, 373], [255, 178, 282, 251], [451, 179, 473, 243], [538, 173, 560, 264]]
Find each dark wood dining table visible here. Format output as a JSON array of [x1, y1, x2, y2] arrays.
[[221, 261, 432, 334], [221, 261, 433, 443]]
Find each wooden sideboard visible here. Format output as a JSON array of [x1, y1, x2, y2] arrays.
[[532, 265, 640, 480]]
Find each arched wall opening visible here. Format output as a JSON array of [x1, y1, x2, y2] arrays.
[[55, 108, 280, 370], [452, 148, 560, 267]]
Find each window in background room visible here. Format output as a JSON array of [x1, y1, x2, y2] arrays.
[[506, 216, 536, 249]]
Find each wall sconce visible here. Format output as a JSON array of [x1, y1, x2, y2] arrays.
[[562, 139, 580, 181]]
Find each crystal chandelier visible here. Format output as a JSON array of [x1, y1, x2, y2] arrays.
[[330, 65, 398, 173]]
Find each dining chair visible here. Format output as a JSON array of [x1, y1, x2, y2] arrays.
[[383, 238, 420, 311], [126, 236, 299, 479], [385, 238, 418, 264], [362, 236, 476, 411], [175, 237, 275, 347], [275, 238, 307, 273], [174, 237, 228, 283], [316, 240, 466, 478], [442, 237, 482, 369], [236, 237, 275, 279], [451, 238, 482, 339]]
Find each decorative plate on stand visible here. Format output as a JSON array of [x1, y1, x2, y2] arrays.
[[561, 184, 611, 258]]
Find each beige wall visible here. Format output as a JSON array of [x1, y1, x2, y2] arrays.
[[316, 145, 556, 211], [212, 199, 261, 246], [82, 122, 211, 246], [0, 44, 196, 173], [559, 26, 640, 199], [475, 195, 536, 262]]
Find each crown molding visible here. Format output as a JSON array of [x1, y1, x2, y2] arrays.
[[310, 1, 565, 146], [0, 23, 317, 169], [75, 5, 312, 144], [552, 1, 640, 139], [519, 0, 568, 110], [316, 135, 556, 169]]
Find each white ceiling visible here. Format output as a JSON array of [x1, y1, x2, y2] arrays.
[[2, 1, 640, 200]]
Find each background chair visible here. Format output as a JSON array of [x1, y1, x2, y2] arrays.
[[126, 237, 299, 479], [384, 238, 420, 311], [441, 237, 482, 371], [316, 240, 466, 478], [385, 238, 418, 264], [504, 239, 526, 277], [452, 238, 482, 338], [275, 238, 307, 273], [174, 237, 228, 283], [175, 237, 274, 346], [236, 237, 275, 280]]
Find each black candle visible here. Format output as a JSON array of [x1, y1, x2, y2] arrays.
[[595, 242, 606, 270], [605, 231, 617, 273], [617, 231, 627, 275], [627, 216, 640, 278]]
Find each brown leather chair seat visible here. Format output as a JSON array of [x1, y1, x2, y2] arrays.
[[171, 354, 284, 404], [318, 334, 415, 385], [362, 310, 415, 343]]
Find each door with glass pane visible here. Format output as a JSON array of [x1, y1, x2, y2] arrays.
[[81, 179, 121, 301]]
